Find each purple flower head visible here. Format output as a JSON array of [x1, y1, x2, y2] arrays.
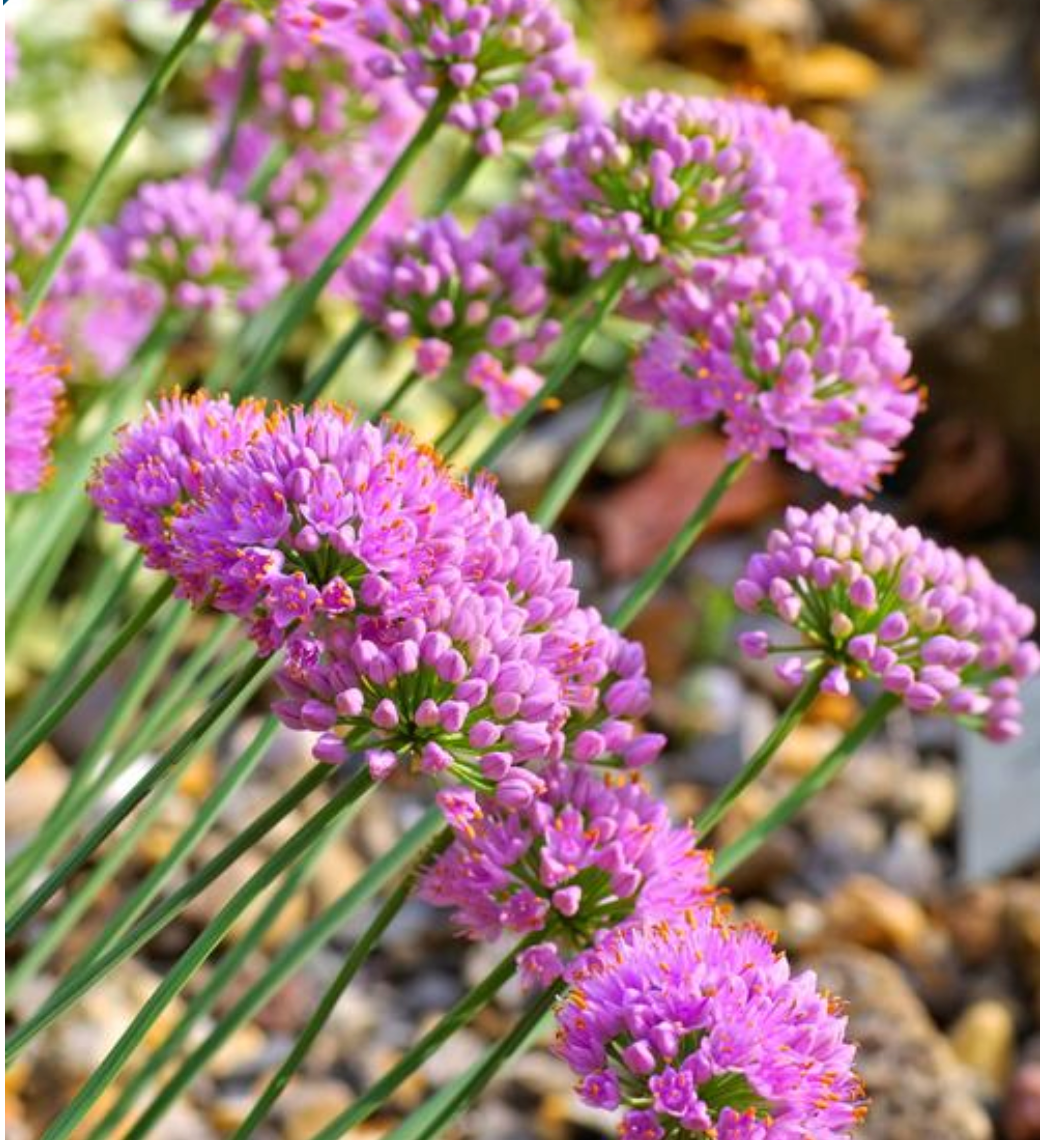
[[5, 306, 67, 493], [109, 176, 287, 313], [635, 255, 920, 496], [556, 917, 865, 1140], [264, 146, 413, 290], [731, 101, 862, 273], [347, 206, 559, 417], [354, 0, 592, 156], [210, 6, 415, 160], [735, 503, 1040, 740], [420, 764, 713, 985], [533, 92, 791, 278], [88, 391, 270, 572], [5, 170, 160, 378]]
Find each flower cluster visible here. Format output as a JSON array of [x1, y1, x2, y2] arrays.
[[5, 170, 161, 377], [5, 306, 68, 493], [536, 93, 848, 279], [556, 917, 864, 1140], [634, 256, 920, 496], [89, 392, 270, 572], [421, 764, 713, 986], [108, 176, 287, 313], [347, 207, 559, 416], [735, 504, 1040, 739], [355, 0, 592, 155], [91, 395, 664, 799]]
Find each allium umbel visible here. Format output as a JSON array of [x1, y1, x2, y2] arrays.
[[635, 256, 919, 496], [535, 94, 789, 277], [556, 918, 864, 1140], [5, 307, 68, 493], [421, 764, 713, 986], [356, 0, 591, 155], [347, 208, 559, 416], [735, 504, 1040, 739], [109, 176, 287, 312]]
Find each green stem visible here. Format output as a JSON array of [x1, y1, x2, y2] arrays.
[[5, 603, 196, 902], [210, 42, 258, 187], [82, 801, 347, 1140], [695, 665, 826, 841], [609, 454, 751, 632], [533, 380, 630, 528], [297, 318, 372, 404], [22, 0, 223, 318], [5, 579, 176, 778], [304, 942, 530, 1140], [374, 369, 421, 420], [5, 655, 276, 940], [435, 395, 484, 458], [6, 759, 333, 1063], [69, 711, 280, 977], [714, 692, 900, 880], [384, 986, 561, 1140], [121, 805, 441, 1140], [38, 769, 377, 1140], [231, 824, 453, 1139], [6, 552, 141, 758], [472, 259, 633, 470], [230, 88, 453, 400], [430, 145, 483, 213]]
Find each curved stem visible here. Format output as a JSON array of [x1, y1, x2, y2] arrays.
[[609, 454, 751, 632], [304, 941, 530, 1140], [5, 578, 176, 778], [436, 395, 484, 459], [5, 551, 141, 751], [533, 379, 630, 529], [374, 369, 421, 420], [297, 318, 372, 404], [695, 665, 825, 841], [714, 692, 900, 880], [82, 776, 379, 1140], [121, 806, 442, 1140], [22, 0, 223, 318], [472, 258, 633, 471], [230, 88, 453, 400], [5, 654, 276, 939], [210, 42, 259, 187], [37, 769, 377, 1140], [384, 986, 560, 1140], [6, 758, 333, 1063], [231, 824, 453, 1139]]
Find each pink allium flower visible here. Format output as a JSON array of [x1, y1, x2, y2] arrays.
[[420, 764, 713, 986], [533, 92, 787, 278], [355, 0, 592, 155], [734, 504, 1040, 740], [634, 255, 920, 496], [730, 101, 862, 273], [264, 146, 412, 291], [108, 176, 287, 313], [88, 392, 270, 572], [556, 917, 865, 1139], [5, 306, 67, 493], [6, 170, 160, 379], [347, 207, 559, 416]]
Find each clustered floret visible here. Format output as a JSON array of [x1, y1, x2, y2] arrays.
[[734, 504, 1040, 739], [421, 764, 713, 986], [108, 176, 287, 312], [347, 207, 559, 416], [634, 256, 919, 496], [355, 0, 592, 155], [555, 917, 865, 1140], [91, 396, 663, 799], [534, 93, 860, 278], [5, 306, 68, 493]]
